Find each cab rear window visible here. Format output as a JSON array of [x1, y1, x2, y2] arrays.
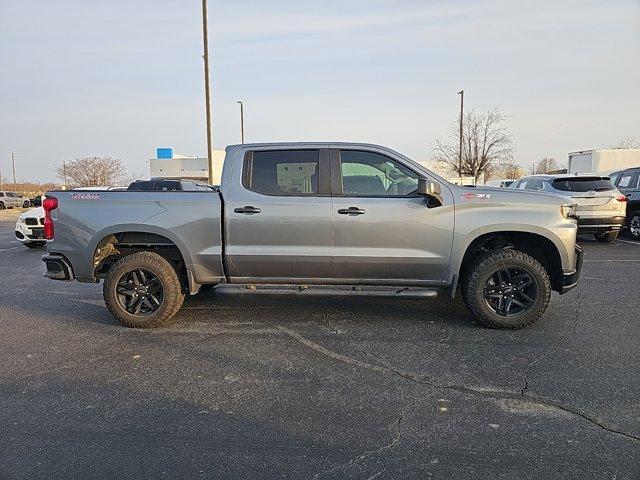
[[552, 178, 614, 192]]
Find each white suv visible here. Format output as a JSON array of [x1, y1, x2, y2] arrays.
[[15, 205, 46, 248], [511, 175, 627, 242], [0, 191, 29, 209]]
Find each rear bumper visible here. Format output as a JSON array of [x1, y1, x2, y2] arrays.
[[561, 245, 583, 294], [42, 253, 75, 281], [577, 216, 625, 234]]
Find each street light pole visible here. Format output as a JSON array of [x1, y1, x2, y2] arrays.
[[11, 152, 17, 190], [457, 90, 464, 185], [201, 0, 214, 185], [237, 101, 245, 144]]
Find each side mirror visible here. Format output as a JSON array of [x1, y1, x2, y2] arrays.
[[417, 178, 442, 197]]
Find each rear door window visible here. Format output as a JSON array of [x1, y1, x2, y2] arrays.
[[617, 172, 639, 189], [524, 178, 543, 190], [128, 181, 152, 191], [243, 150, 321, 196], [552, 177, 615, 192], [154, 181, 182, 191]]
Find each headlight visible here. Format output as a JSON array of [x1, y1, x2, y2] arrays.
[[561, 204, 578, 220], [18, 216, 25, 223]]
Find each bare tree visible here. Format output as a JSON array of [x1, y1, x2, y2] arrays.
[[534, 157, 561, 174], [56, 156, 127, 187], [432, 107, 515, 183], [611, 137, 640, 149], [501, 163, 525, 180]]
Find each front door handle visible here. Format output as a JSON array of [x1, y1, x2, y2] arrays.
[[338, 207, 366, 215], [234, 206, 261, 215]]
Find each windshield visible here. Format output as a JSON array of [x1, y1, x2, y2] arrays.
[[551, 177, 614, 192]]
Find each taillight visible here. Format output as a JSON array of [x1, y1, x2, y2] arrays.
[[43, 197, 58, 240], [615, 195, 628, 202]]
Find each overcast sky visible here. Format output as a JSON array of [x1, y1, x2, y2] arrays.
[[1, 0, 639, 182]]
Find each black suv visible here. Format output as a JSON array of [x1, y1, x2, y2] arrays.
[[609, 167, 640, 240], [127, 179, 216, 192]]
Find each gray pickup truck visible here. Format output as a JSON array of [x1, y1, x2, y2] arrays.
[[42, 143, 583, 329]]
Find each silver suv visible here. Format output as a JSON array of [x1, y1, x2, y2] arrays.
[[0, 191, 29, 209], [510, 175, 626, 242]]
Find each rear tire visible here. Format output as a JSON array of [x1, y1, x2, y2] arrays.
[[628, 212, 640, 241], [25, 241, 46, 249], [461, 249, 551, 329], [22, 201, 31, 208], [594, 231, 618, 243], [103, 251, 185, 328], [0, 202, 4, 210]]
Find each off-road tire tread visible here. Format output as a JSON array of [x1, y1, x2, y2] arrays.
[[462, 249, 551, 329], [103, 251, 184, 328]]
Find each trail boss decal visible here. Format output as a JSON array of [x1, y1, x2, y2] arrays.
[[71, 193, 101, 200], [461, 192, 491, 200]]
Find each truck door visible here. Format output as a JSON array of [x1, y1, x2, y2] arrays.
[[330, 148, 454, 284], [224, 148, 333, 282]]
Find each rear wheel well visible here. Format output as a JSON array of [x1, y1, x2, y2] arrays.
[[93, 232, 188, 291], [459, 232, 564, 293]]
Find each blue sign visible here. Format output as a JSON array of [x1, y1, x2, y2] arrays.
[[157, 148, 173, 159]]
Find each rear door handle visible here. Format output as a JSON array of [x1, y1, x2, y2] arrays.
[[234, 206, 261, 214], [338, 207, 366, 215]]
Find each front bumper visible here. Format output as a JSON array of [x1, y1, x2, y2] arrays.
[[561, 245, 583, 294], [15, 221, 45, 243], [42, 253, 75, 281], [577, 216, 625, 234]]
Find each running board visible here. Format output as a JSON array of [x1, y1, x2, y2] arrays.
[[214, 285, 438, 299]]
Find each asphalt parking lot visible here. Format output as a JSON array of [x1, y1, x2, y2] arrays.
[[1, 210, 639, 479]]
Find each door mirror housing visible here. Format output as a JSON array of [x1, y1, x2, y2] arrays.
[[417, 178, 442, 197]]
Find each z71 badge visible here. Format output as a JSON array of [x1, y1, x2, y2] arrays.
[[461, 192, 491, 200], [71, 193, 101, 200]]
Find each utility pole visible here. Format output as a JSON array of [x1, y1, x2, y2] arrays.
[[237, 101, 245, 144], [457, 90, 464, 185], [11, 152, 16, 190], [201, 0, 214, 185]]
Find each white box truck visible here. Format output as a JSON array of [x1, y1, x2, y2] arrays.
[[568, 149, 640, 175]]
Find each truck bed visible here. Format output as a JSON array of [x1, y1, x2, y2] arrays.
[[46, 190, 225, 285]]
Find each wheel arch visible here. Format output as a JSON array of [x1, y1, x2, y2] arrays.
[[451, 228, 567, 295], [89, 224, 199, 294]]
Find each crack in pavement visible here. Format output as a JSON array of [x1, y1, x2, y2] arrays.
[[518, 289, 582, 399], [276, 325, 640, 444], [312, 399, 418, 480]]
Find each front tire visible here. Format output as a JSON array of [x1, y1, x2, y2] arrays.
[[103, 251, 185, 328], [594, 231, 618, 243], [461, 249, 551, 329]]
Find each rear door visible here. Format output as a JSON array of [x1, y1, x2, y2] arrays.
[[224, 148, 333, 282], [330, 148, 454, 284], [616, 170, 640, 203]]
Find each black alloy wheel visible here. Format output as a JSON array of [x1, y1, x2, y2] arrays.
[[115, 268, 164, 316], [482, 267, 538, 317]]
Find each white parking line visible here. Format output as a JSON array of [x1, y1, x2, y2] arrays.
[[584, 259, 640, 262], [616, 239, 640, 246]]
